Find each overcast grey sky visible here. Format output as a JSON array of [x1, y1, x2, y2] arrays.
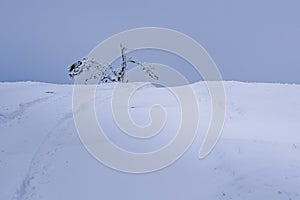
[[0, 0, 299, 84]]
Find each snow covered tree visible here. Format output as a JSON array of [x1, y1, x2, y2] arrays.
[[68, 45, 158, 84]]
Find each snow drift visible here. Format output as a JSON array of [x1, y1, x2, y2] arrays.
[[0, 81, 300, 200]]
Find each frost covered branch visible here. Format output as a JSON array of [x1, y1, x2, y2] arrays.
[[68, 45, 158, 84]]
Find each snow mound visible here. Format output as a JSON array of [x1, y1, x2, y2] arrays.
[[0, 81, 300, 200]]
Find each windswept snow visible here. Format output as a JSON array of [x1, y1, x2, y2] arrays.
[[0, 81, 300, 200]]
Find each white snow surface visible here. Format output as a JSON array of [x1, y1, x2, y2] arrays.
[[0, 81, 300, 200]]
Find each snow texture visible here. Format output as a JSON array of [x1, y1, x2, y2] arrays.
[[0, 81, 300, 200]]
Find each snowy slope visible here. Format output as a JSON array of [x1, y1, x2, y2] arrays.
[[0, 81, 300, 200]]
